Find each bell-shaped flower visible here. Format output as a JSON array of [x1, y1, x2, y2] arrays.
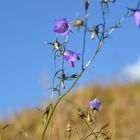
[[90, 98, 102, 111], [63, 50, 80, 67], [54, 18, 71, 36], [134, 10, 140, 27]]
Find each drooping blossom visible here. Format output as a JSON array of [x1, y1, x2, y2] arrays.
[[54, 18, 71, 36], [63, 50, 80, 67], [90, 98, 102, 111], [134, 10, 140, 27]]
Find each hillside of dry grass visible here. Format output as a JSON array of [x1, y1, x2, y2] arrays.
[[1, 83, 140, 140]]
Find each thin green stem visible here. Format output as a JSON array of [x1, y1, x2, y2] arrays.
[[82, 10, 88, 69], [85, 38, 104, 69], [50, 53, 57, 105], [106, 10, 130, 38]]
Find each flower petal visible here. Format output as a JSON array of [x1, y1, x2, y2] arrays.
[[64, 50, 80, 62], [60, 24, 71, 36], [54, 18, 71, 35], [68, 60, 74, 67], [90, 98, 102, 111], [134, 10, 140, 27]]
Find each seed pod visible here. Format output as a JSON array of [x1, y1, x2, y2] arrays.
[[61, 73, 66, 89], [48, 40, 60, 50], [66, 122, 72, 137], [84, 0, 89, 10], [45, 106, 50, 114], [87, 113, 92, 124], [66, 122, 71, 132], [75, 19, 83, 27], [54, 41, 60, 50], [1, 124, 9, 130], [77, 108, 86, 118], [91, 26, 99, 40], [70, 74, 78, 78], [61, 79, 65, 89]]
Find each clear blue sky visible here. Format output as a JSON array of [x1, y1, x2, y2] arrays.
[[0, 0, 139, 117]]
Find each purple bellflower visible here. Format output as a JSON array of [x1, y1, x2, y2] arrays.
[[54, 18, 71, 36], [90, 98, 102, 111], [63, 50, 80, 67], [134, 10, 140, 27]]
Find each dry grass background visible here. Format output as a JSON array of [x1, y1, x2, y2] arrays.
[[1, 83, 140, 140]]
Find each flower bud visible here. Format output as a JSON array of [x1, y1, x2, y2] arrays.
[[84, 0, 89, 10]]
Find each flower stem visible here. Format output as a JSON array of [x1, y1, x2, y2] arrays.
[[83, 118, 93, 132], [82, 10, 88, 70], [41, 70, 84, 140]]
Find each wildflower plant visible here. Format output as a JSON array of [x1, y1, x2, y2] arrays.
[[41, 0, 140, 139], [68, 98, 111, 140], [64, 98, 111, 140]]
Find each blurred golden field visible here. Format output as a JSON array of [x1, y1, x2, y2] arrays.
[[1, 83, 140, 140]]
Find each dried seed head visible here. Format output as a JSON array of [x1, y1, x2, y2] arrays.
[[91, 26, 99, 40], [54, 41, 60, 50], [61, 73, 66, 88], [62, 73, 66, 79], [75, 19, 83, 27], [70, 74, 78, 78], [66, 122, 72, 138], [66, 122, 71, 132], [44, 106, 50, 115], [48, 40, 60, 50], [61, 79, 65, 89], [87, 113, 92, 124], [77, 108, 86, 118]]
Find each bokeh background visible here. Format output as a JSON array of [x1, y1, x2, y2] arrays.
[[0, 0, 140, 139]]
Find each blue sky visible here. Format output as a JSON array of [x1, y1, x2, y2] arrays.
[[0, 0, 140, 117]]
